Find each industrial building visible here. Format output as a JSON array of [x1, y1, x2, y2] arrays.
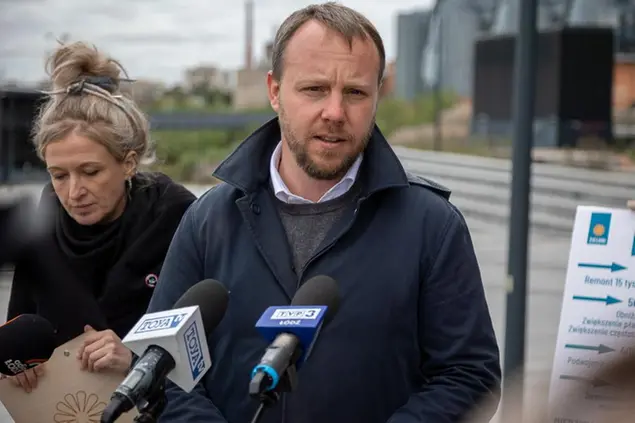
[[396, 0, 635, 100], [395, 0, 635, 147]]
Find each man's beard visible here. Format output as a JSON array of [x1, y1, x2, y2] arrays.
[[278, 105, 374, 181]]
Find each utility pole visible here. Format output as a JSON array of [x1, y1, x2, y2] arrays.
[[501, 0, 538, 420], [433, 13, 443, 151]]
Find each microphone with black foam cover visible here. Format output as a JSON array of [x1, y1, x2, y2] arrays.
[[0, 314, 57, 376], [249, 275, 340, 397], [101, 279, 230, 423]]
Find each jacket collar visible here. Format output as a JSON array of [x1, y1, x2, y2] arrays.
[[213, 117, 410, 197]]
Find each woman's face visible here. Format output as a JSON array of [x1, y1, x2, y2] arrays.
[[43, 133, 135, 225]]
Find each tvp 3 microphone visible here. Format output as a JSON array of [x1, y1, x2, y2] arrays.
[[101, 279, 229, 423], [0, 314, 57, 376], [249, 275, 340, 412]]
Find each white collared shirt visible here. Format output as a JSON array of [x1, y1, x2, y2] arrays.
[[269, 141, 362, 204]]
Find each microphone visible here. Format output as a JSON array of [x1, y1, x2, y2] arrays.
[[101, 279, 229, 423], [249, 275, 340, 398], [0, 314, 57, 376]]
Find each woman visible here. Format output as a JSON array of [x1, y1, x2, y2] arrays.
[[0, 41, 196, 392]]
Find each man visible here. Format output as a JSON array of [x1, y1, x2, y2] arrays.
[[147, 3, 501, 422]]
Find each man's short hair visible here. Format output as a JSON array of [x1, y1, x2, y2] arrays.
[[271, 2, 386, 84]]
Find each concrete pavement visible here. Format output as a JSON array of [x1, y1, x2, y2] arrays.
[[0, 212, 572, 422]]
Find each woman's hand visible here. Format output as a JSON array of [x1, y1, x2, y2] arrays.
[[77, 325, 132, 374], [0, 364, 45, 393], [628, 200, 635, 211]]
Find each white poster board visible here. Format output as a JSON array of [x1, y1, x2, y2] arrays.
[[548, 205, 635, 422]]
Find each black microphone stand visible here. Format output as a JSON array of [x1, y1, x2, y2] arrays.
[[249, 364, 298, 423], [133, 381, 167, 423]]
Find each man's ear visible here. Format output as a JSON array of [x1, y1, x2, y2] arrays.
[[267, 71, 281, 113]]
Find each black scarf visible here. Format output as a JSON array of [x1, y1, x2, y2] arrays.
[[53, 177, 147, 298], [8, 172, 196, 344]]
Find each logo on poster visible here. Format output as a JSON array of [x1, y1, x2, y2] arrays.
[[587, 212, 611, 245], [53, 390, 106, 423]]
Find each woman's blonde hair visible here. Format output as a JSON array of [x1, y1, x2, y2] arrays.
[[33, 41, 155, 170]]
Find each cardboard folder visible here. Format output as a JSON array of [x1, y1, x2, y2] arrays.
[[0, 332, 138, 423]]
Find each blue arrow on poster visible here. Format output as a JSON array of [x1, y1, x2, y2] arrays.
[[577, 262, 627, 272], [572, 295, 622, 305], [564, 343, 615, 354]]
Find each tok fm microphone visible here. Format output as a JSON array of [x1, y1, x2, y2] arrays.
[[0, 314, 57, 376], [101, 279, 229, 423], [249, 275, 340, 397]]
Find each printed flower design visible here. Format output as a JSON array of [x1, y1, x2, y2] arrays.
[[53, 391, 106, 423]]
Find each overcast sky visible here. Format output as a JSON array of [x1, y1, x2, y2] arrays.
[[0, 0, 434, 86]]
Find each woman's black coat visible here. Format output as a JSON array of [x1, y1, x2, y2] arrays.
[[1, 173, 196, 346]]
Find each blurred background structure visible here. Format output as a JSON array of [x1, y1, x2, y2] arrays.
[[396, 0, 635, 155], [3, 0, 635, 184]]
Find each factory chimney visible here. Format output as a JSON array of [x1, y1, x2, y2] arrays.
[[245, 0, 254, 70]]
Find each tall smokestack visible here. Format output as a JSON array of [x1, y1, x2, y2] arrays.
[[245, 0, 254, 70]]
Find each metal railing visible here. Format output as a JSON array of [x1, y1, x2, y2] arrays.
[[3, 145, 633, 234], [393, 146, 635, 233]]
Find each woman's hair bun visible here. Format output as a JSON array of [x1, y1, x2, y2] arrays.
[[46, 41, 126, 94]]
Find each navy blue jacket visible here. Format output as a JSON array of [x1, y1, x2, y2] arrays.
[[147, 118, 501, 423]]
